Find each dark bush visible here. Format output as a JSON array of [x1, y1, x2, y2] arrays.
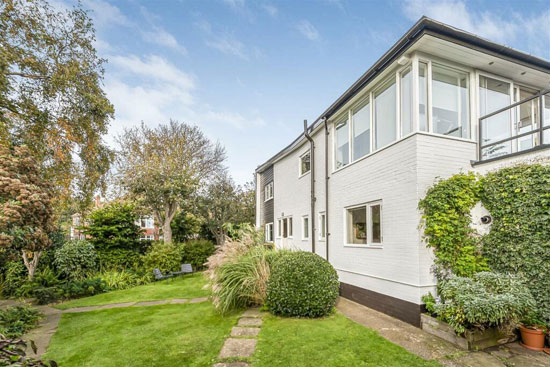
[[33, 287, 62, 305], [54, 240, 97, 280], [0, 305, 43, 338], [180, 239, 215, 270], [266, 251, 339, 317], [1, 261, 27, 297], [97, 249, 142, 271], [141, 241, 181, 274], [59, 278, 109, 299]]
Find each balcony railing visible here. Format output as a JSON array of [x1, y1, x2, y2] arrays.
[[478, 88, 550, 161]]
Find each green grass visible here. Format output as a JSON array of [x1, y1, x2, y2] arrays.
[[251, 313, 441, 367], [55, 273, 209, 310], [44, 302, 239, 367]]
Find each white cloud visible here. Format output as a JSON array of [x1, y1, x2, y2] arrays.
[[296, 20, 320, 41], [206, 34, 250, 60], [203, 110, 265, 130], [82, 0, 131, 28], [402, 0, 550, 60], [262, 4, 278, 17], [142, 27, 188, 55]]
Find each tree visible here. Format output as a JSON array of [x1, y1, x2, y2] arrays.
[[0, 0, 114, 210], [83, 202, 143, 251], [201, 173, 255, 245], [0, 145, 55, 280], [171, 212, 204, 243], [117, 121, 226, 243]]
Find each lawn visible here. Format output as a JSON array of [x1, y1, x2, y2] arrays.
[[44, 302, 238, 367], [252, 313, 441, 367], [55, 273, 209, 309]]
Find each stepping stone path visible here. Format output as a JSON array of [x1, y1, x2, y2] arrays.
[[215, 308, 265, 367]]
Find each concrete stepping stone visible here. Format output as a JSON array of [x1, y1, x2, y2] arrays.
[[241, 309, 264, 318], [134, 300, 169, 307], [189, 297, 209, 304], [237, 317, 262, 327], [231, 327, 260, 337], [218, 338, 257, 359], [213, 363, 249, 367]]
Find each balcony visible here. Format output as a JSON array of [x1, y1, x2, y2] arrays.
[[478, 89, 550, 162]]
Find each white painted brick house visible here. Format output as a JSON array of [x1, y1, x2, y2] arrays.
[[255, 17, 550, 326]]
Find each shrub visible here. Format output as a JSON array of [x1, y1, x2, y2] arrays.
[[0, 305, 43, 338], [266, 251, 339, 318], [180, 239, 215, 270], [97, 249, 142, 271], [54, 240, 97, 280], [96, 270, 149, 290], [1, 335, 57, 366], [429, 272, 536, 334], [141, 241, 181, 275], [59, 278, 108, 299], [0, 261, 27, 297], [33, 287, 62, 305]]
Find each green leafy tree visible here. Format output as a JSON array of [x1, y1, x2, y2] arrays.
[[171, 212, 204, 243], [83, 202, 143, 251], [0, 145, 55, 280], [0, 0, 114, 210], [117, 121, 226, 243]]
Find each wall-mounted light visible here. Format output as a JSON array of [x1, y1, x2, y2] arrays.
[[481, 215, 492, 225], [488, 61, 494, 65], [397, 55, 410, 66]]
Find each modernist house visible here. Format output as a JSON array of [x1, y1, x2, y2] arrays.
[[255, 17, 550, 326]]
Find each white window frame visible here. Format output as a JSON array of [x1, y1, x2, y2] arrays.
[[344, 201, 383, 248], [299, 150, 311, 177], [301, 215, 309, 240], [264, 181, 273, 202], [281, 216, 293, 238], [318, 212, 326, 241], [277, 219, 282, 238], [265, 222, 273, 243]]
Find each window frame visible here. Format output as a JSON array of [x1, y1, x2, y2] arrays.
[[343, 201, 383, 248], [301, 215, 309, 241], [264, 181, 273, 202], [277, 219, 282, 238], [265, 222, 274, 243], [299, 150, 311, 177], [318, 212, 326, 241], [281, 216, 293, 239]]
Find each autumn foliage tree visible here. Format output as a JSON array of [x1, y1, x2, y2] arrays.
[[0, 145, 55, 279], [117, 121, 226, 243]]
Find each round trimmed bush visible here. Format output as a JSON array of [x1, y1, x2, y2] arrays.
[[54, 240, 97, 280], [266, 251, 339, 317]]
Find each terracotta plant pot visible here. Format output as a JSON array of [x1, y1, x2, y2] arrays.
[[519, 325, 546, 351]]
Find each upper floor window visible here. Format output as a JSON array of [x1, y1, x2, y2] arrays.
[[432, 64, 469, 138], [335, 119, 349, 169], [300, 151, 311, 176], [419, 62, 428, 131], [352, 99, 371, 161], [400, 66, 413, 136], [264, 182, 273, 201], [374, 76, 397, 150]]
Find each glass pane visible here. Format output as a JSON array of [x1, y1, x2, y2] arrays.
[[303, 217, 309, 238], [479, 76, 511, 158], [352, 101, 370, 160], [320, 214, 326, 238], [335, 120, 349, 169], [375, 77, 396, 149], [544, 94, 550, 127], [301, 152, 311, 174], [419, 62, 428, 131], [400, 67, 412, 136], [278, 220, 281, 237], [517, 88, 538, 151], [283, 218, 288, 238], [432, 65, 469, 138], [289, 217, 293, 236], [347, 207, 366, 244], [371, 205, 381, 243]]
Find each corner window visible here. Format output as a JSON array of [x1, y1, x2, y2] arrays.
[[374, 76, 397, 149], [400, 67, 413, 136], [302, 216, 309, 240], [265, 223, 273, 242], [299, 151, 311, 176], [352, 100, 371, 161], [335, 119, 349, 169], [432, 64, 469, 138], [345, 201, 383, 246], [264, 182, 273, 201], [319, 212, 326, 240], [419, 62, 428, 131]]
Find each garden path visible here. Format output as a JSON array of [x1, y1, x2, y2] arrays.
[[337, 297, 550, 367]]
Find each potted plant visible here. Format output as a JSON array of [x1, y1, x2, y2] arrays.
[[519, 314, 548, 351]]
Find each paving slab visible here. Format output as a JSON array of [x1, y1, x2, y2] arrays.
[[241, 308, 264, 318], [169, 298, 189, 304], [189, 297, 209, 304], [134, 300, 169, 307], [23, 305, 62, 358], [237, 317, 262, 327], [218, 338, 257, 359], [230, 327, 261, 337], [63, 302, 136, 313]]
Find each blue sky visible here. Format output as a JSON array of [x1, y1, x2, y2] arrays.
[[68, 0, 550, 184]]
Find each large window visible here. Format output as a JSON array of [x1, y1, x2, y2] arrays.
[[375, 77, 397, 149], [352, 100, 371, 160], [419, 62, 428, 131], [265, 223, 273, 242], [346, 201, 382, 246], [479, 75, 512, 158], [400, 67, 413, 136], [432, 64, 469, 138], [264, 182, 273, 201], [302, 216, 309, 240], [299, 151, 311, 176], [335, 119, 349, 169]]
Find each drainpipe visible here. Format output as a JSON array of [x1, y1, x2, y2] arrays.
[[304, 119, 315, 254], [324, 117, 329, 261]]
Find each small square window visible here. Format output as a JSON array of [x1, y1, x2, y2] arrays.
[[300, 151, 311, 176], [346, 201, 382, 246]]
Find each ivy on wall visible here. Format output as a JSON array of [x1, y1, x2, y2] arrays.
[[420, 164, 550, 322]]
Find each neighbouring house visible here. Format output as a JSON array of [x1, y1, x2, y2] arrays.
[[255, 17, 550, 327], [70, 196, 162, 241]]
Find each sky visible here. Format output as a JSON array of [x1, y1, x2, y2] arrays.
[[61, 0, 550, 184]]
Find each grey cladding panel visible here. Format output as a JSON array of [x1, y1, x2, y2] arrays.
[[259, 166, 274, 225]]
